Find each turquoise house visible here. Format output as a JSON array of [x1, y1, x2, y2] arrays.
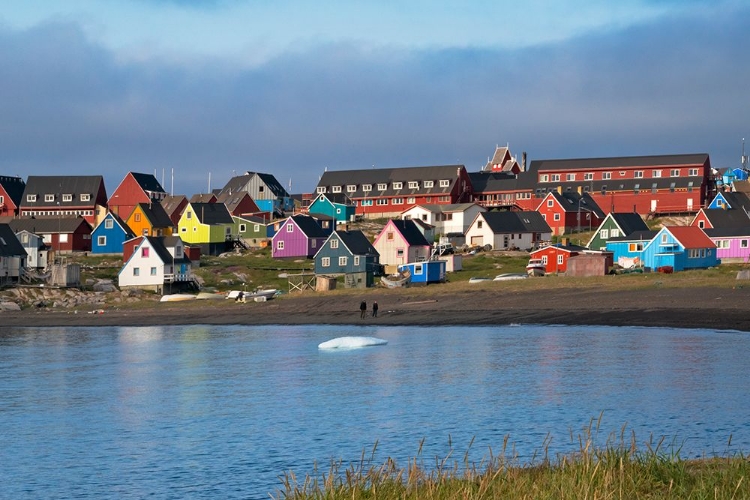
[[308, 193, 356, 224], [607, 226, 718, 271]]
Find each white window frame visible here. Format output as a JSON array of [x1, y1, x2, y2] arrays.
[[653, 170, 662, 178], [62, 194, 73, 202], [376, 199, 388, 205], [408, 181, 419, 189], [27, 194, 37, 202], [392, 198, 403, 204], [338, 256, 347, 266], [392, 182, 403, 190], [377, 183, 387, 191], [602, 172, 612, 180], [601, 229, 609, 239], [634, 171, 644, 178], [80, 194, 91, 202], [104, 219, 113, 229], [584, 173, 593, 181], [97, 236, 106, 246], [277, 240, 284, 250], [689, 168, 699, 176], [45, 194, 55, 202], [547, 199, 554, 207], [353, 255, 360, 266], [332, 185, 342, 193], [553, 213, 560, 221], [551, 174, 560, 182], [363, 184, 372, 192], [330, 239, 339, 249], [347, 185, 356, 193], [557, 254, 564, 265], [671, 169, 680, 177], [317, 186, 326, 194], [540, 174, 549, 182], [566, 173, 576, 181], [286, 223, 294, 232], [321, 257, 330, 267], [424, 180, 434, 188], [439, 180, 450, 188]]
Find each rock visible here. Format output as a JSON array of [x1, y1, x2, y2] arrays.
[[0, 302, 21, 311], [737, 270, 750, 280], [93, 281, 117, 292]]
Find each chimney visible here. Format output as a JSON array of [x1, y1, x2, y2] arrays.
[[577, 186, 582, 195], [522, 152, 527, 171], [557, 186, 562, 194], [561, 237, 568, 246]]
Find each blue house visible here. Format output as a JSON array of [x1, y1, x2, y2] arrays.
[[91, 212, 135, 254], [308, 193, 356, 224], [314, 230, 380, 288], [707, 191, 750, 211], [399, 260, 446, 285], [607, 226, 718, 271]]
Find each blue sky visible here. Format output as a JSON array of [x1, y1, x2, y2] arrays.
[[1, 0, 748, 195]]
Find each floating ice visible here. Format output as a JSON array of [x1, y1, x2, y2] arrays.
[[318, 336, 388, 350]]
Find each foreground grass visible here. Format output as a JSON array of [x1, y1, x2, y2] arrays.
[[276, 430, 749, 499]]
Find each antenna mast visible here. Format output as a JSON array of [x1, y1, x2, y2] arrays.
[[742, 138, 748, 171]]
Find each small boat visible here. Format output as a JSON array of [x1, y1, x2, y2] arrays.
[[381, 268, 411, 288], [318, 336, 388, 350], [494, 273, 528, 281], [526, 258, 546, 276], [246, 288, 279, 300], [196, 291, 226, 300], [160, 293, 197, 302], [469, 276, 493, 284]]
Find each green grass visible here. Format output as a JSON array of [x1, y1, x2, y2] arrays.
[[276, 422, 750, 499]]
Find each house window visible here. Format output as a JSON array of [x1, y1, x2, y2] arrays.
[[386, 231, 394, 241], [62, 194, 73, 202], [628, 243, 644, 252], [653, 170, 662, 178], [741, 240, 748, 248], [321, 257, 330, 267], [634, 171, 643, 178], [424, 181, 434, 188], [602, 172, 611, 180], [634, 184, 640, 194], [141, 247, 150, 257], [362, 199, 373, 206], [239, 224, 246, 233], [698, 220, 705, 228], [97, 236, 106, 246], [392, 182, 403, 190], [566, 174, 576, 181], [478, 221, 483, 229], [553, 213, 560, 221], [135, 213, 141, 222], [354, 255, 360, 266], [27, 194, 37, 202], [133, 268, 140, 276], [671, 169, 680, 177], [80, 194, 91, 202], [254, 224, 260, 232], [105, 219, 113, 229], [45, 194, 55, 202], [392, 198, 403, 204], [317, 187, 326, 194], [651, 183, 657, 194], [363, 184, 372, 192], [661, 234, 668, 244], [670, 182, 676, 192], [611, 229, 619, 237], [584, 173, 593, 181], [377, 183, 387, 190], [439, 196, 450, 202], [547, 200, 554, 207], [347, 185, 356, 192], [330, 239, 339, 248], [339, 256, 348, 266], [181, 227, 187, 233], [376, 199, 388, 205], [557, 254, 564, 265], [332, 186, 342, 193], [408, 181, 419, 189], [414, 264, 423, 275], [0, 195, 3, 204], [551, 174, 560, 182], [541, 256, 548, 265], [717, 240, 730, 249], [687, 182, 694, 192], [689, 168, 699, 176], [311, 239, 316, 248], [396, 249, 404, 257], [150, 267, 157, 276], [142, 229, 149, 236], [407, 197, 415, 204], [601, 229, 609, 239], [286, 223, 294, 232], [186, 211, 192, 219], [277, 240, 284, 250], [439, 180, 450, 188], [540, 174, 549, 182]]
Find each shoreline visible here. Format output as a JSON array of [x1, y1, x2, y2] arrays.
[[2, 285, 750, 331]]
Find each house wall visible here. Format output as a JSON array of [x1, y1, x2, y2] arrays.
[[92, 222, 128, 254], [690, 211, 712, 229], [372, 221, 431, 266], [0, 185, 19, 216], [118, 240, 166, 288], [566, 254, 609, 277], [272, 220, 313, 258], [641, 230, 718, 271], [588, 217, 625, 251], [400, 260, 446, 283], [530, 246, 576, 274], [710, 237, 750, 263], [109, 174, 150, 219]]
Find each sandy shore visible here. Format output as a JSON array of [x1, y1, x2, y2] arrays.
[[2, 284, 750, 331]]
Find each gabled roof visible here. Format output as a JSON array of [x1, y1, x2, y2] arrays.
[[531, 243, 587, 255], [129, 172, 166, 194], [95, 212, 136, 238], [7, 217, 91, 234], [22, 176, 105, 207], [529, 153, 710, 173], [479, 211, 551, 234], [315, 193, 353, 205], [253, 172, 290, 198], [410, 218, 434, 231], [287, 215, 329, 238], [663, 226, 715, 249], [334, 230, 378, 256], [389, 219, 430, 246], [609, 213, 649, 235], [136, 202, 174, 228], [188, 203, 234, 225], [608, 230, 658, 242], [0, 176, 26, 205], [717, 191, 750, 210], [0, 223, 26, 257], [700, 209, 750, 228], [546, 191, 605, 218], [216, 191, 258, 213], [190, 193, 217, 203], [160, 194, 187, 216]]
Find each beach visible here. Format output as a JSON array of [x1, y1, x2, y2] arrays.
[[2, 284, 749, 332]]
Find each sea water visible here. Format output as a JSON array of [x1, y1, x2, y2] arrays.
[[1, 323, 749, 498]]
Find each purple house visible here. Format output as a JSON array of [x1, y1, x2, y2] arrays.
[[271, 214, 332, 258], [704, 227, 750, 263]]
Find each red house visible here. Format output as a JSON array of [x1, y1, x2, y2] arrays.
[[8, 217, 92, 253], [536, 190, 605, 236], [108, 172, 168, 219], [529, 242, 588, 274], [0, 176, 25, 217], [316, 165, 474, 218], [20, 176, 108, 226], [160, 194, 189, 226], [216, 191, 260, 217]]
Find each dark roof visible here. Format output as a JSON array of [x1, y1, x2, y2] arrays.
[[608, 230, 658, 242], [704, 227, 750, 238], [216, 191, 257, 213], [189, 203, 234, 225], [529, 153, 710, 173], [479, 211, 551, 234], [22, 176, 105, 207], [548, 191, 605, 218], [0, 223, 26, 257], [391, 219, 430, 246], [468, 171, 529, 192], [718, 191, 750, 210], [318, 193, 353, 205], [609, 213, 649, 235], [334, 230, 378, 256], [253, 172, 290, 198], [8, 217, 91, 234], [160, 195, 187, 216], [702, 209, 750, 228], [137, 202, 174, 228], [129, 172, 166, 194], [289, 215, 328, 238], [317, 165, 465, 199], [0, 176, 26, 205], [190, 193, 216, 203], [141, 236, 191, 265]]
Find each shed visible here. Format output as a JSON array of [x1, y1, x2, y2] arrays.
[[399, 260, 446, 285]]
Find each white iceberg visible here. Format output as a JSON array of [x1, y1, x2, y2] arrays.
[[318, 336, 388, 350]]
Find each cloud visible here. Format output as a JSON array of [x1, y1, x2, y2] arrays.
[[0, 4, 748, 197]]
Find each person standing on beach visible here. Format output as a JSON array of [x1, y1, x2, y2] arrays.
[[360, 300, 367, 319], [372, 301, 378, 318]]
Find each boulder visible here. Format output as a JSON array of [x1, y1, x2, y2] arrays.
[[737, 270, 750, 280]]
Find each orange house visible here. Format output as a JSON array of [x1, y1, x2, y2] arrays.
[[126, 202, 175, 237]]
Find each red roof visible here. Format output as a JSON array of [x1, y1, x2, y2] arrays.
[[666, 226, 715, 249]]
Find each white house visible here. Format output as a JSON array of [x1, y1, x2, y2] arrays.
[[14, 229, 49, 269], [401, 203, 486, 237], [118, 236, 194, 293], [464, 211, 552, 251]]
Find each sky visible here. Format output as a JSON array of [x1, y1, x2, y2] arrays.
[[1, 0, 748, 196]]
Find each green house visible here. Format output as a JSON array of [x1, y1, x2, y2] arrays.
[[233, 215, 275, 248], [587, 213, 649, 250]]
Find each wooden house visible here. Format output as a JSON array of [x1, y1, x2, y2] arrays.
[[160, 195, 189, 226], [372, 219, 432, 267], [119, 235, 196, 293], [91, 212, 135, 254], [177, 202, 236, 256], [219, 171, 294, 216], [14, 229, 49, 269], [704, 227, 750, 264], [271, 215, 332, 259], [0, 223, 27, 283], [603, 230, 657, 268], [7, 217, 92, 253], [529, 242, 589, 274], [481, 145, 522, 174], [0, 176, 26, 217], [314, 230, 381, 288], [108, 172, 168, 219], [536, 190, 605, 236], [307, 193, 356, 224], [216, 191, 261, 217], [126, 202, 175, 237], [469, 170, 536, 211], [707, 191, 750, 211], [606, 226, 718, 271], [20, 175, 108, 226], [690, 208, 750, 230], [316, 165, 474, 219], [190, 193, 218, 204], [587, 213, 649, 251], [399, 260, 446, 285], [233, 215, 275, 248], [400, 203, 486, 238], [464, 211, 551, 251]]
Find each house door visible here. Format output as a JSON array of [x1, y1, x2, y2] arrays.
[[651, 199, 657, 213], [503, 235, 509, 248], [687, 198, 694, 211], [471, 236, 483, 247]]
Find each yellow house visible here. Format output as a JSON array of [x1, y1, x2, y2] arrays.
[[178, 202, 236, 255], [126, 202, 175, 237]]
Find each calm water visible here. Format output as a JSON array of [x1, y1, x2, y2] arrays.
[[1, 323, 749, 499]]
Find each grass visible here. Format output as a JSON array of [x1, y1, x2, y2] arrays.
[[275, 421, 750, 499]]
